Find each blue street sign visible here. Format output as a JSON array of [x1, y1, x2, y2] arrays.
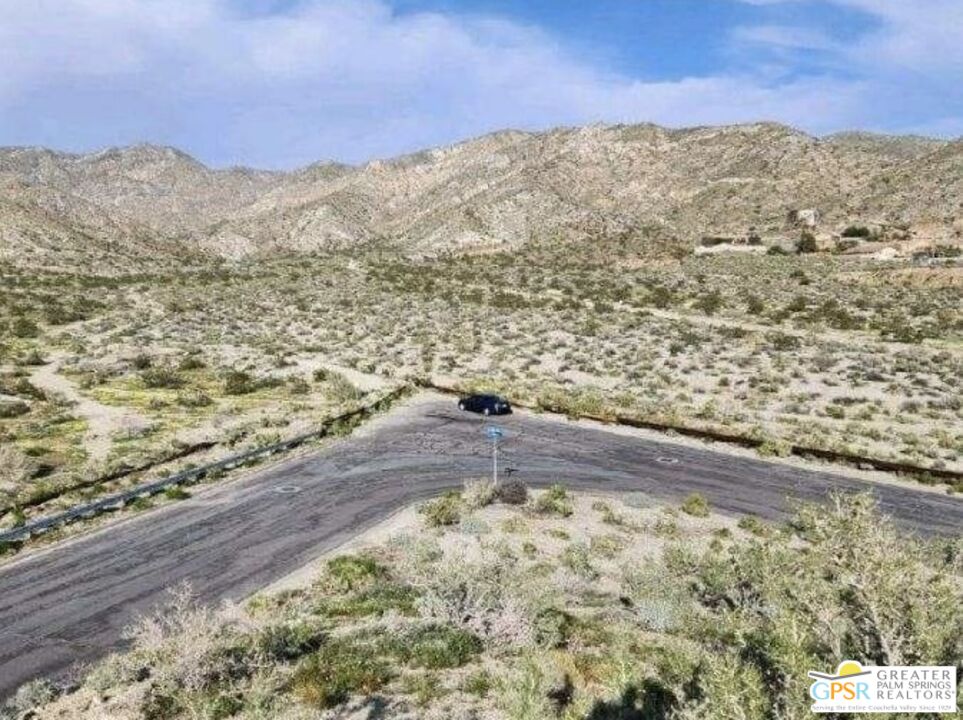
[[486, 426, 504, 440]]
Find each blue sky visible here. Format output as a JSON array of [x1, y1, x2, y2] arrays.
[[0, 0, 960, 168]]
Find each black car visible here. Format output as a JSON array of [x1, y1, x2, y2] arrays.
[[457, 394, 512, 416]]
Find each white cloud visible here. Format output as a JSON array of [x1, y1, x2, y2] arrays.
[[0, 0, 958, 167]]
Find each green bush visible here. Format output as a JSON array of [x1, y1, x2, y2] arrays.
[[0, 400, 29, 418], [325, 554, 386, 591], [11, 317, 39, 338], [534, 484, 573, 517], [693, 289, 724, 315], [680, 493, 710, 518], [737, 514, 769, 536], [795, 231, 818, 254], [400, 624, 482, 669], [175, 389, 212, 408], [254, 621, 324, 661], [178, 354, 206, 371], [141, 366, 185, 389], [419, 491, 462, 527], [666, 494, 962, 717], [317, 582, 418, 618], [223, 370, 255, 395], [533, 608, 574, 648], [326, 371, 360, 403], [163, 486, 191, 501], [292, 640, 393, 708], [841, 225, 871, 238], [131, 353, 153, 370]]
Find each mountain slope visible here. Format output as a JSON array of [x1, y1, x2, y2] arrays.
[[0, 123, 958, 266]]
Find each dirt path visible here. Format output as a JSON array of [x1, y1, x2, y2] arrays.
[[29, 353, 147, 462]]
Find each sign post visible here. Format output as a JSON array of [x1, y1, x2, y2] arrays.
[[485, 426, 504, 486]]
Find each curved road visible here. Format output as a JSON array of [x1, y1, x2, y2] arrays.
[[1, 398, 960, 697]]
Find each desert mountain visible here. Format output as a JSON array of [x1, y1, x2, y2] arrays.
[[1, 122, 959, 267]]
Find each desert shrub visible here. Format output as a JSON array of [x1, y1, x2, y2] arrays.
[[288, 376, 311, 395], [414, 554, 544, 646], [10, 317, 39, 338], [131, 353, 153, 370], [766, 244, 789, 255], [178, 354, 206, 371], [680, 493, 710, 517], [176, 389, 213, 408], [253, 621, 324, 661], [463, 668, 494, 697], [757, 439, 791, 457], [693, 289, 724, 315], [292, 639, 392, 708], [400, 624, 482, 669], [326, 371, 360, 403], [841, 225, 871, 238], [0, 445, 34, 489], [745, 294, 765, 314], [534, 484, 573, 517], [496, 655, 553, 720], [590, 533, 626, 558], [766, 331, 801, 351], [663, 494, 963, 717], [0, 399, 29, 418], [222, 370, 255, 395], [929, 244, 961, 258], [318, 582, 419, 618], [141, 366, 185, 389], [1, 679, 57, 717], [325, 554, 386, 591], [122, 584, 246, 693], [562, 543, 598, 580], [532, 608, 574, 648], [401, 671, 447, 707], [497, 479, 529, 505], [795, 231, 818, 254], [10, 377, 44, 400], [18, 349, 46, 366], [463, 478, 496, 509], [737, 515, 770, 536], [163, 485, 191, 501], [419, 491, 462, 527]]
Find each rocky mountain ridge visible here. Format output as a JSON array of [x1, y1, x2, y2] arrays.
[[1, 122, 960, 268]]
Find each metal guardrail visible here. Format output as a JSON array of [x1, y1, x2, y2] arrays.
[[0, 387, 407, 545]]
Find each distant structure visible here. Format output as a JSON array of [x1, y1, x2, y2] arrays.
[[787, 208, 820, 228]]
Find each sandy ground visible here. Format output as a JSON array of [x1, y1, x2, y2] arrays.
[[260, 488, 743, 598], [29, 352, 149, 461]]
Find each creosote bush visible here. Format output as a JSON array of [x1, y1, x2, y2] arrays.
[[534, 484, 573, 517], [419, 490, 462, 527], [680, 492, 710, 517]]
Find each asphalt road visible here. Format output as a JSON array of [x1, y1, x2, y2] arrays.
[[1, 397, 960, 698]]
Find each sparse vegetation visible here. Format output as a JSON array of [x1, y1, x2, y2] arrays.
[[11, 491, 959, 720]]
